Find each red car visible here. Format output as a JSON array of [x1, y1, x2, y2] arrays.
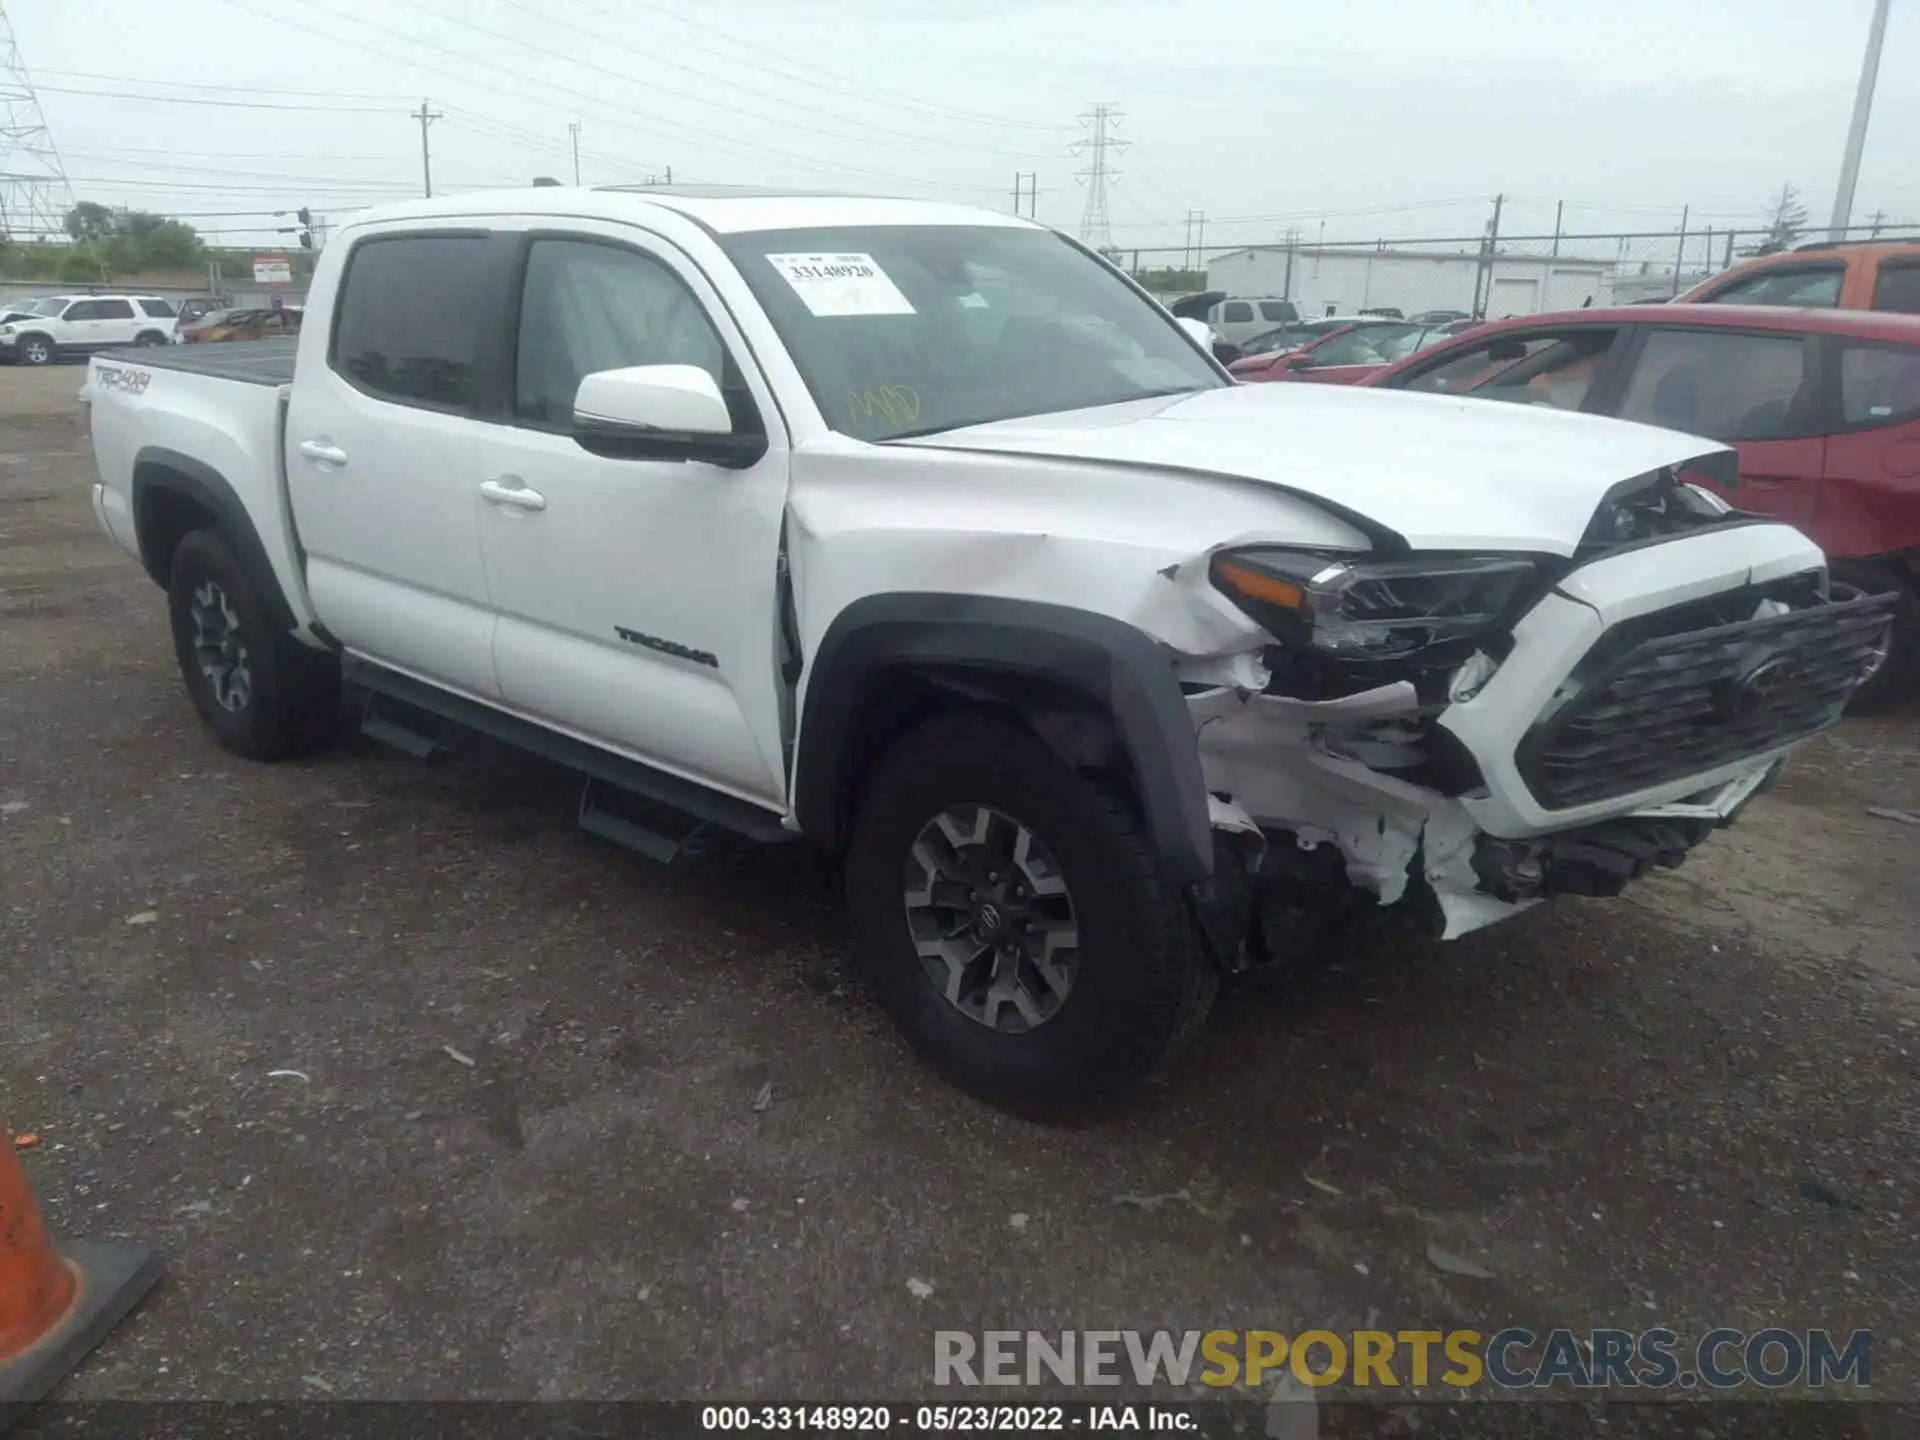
[[1365, 303, 1920, 703], [1229, 318, 1452, 385]]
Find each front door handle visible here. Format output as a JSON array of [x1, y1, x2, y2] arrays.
[[479, 477, 547, 511], [298, 440, 348, 467]]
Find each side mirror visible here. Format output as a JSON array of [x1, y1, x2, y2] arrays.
[[1211, 340, 1243, 365], [1282, 353, 1319, 371], [572, 364, 766, 468]]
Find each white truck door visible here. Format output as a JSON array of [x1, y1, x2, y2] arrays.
[[473, 228, 792, 809], [283, 230, 502, 699]]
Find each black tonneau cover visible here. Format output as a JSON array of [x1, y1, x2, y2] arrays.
[[96, 337, 298, 387]]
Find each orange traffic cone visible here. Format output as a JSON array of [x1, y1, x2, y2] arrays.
[[1, 1133, 162, 1425]]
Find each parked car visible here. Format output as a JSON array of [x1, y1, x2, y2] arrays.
[[1, 294, 177, 365], [0, 296, 64, 326], [175, 297, 233, 329], [1178, 294, 1303, 346], [1366, 303, 1920, 703], [1231, 319, 1450, 384], [1677, 239, 1920, 313], [180, 308, 302, 344], [81, 189, 1893, 1112]]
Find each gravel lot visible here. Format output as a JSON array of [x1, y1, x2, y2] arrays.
[[3, 361, 1917, 1427]]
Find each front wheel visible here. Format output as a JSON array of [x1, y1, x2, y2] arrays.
[[18, 335, 53, 366], [167, 528, 340, 760], [845, 715, 1216, 1116], [1837, 562, 1917, 711]]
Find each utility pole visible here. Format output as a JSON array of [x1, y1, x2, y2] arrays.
[[569, 121, 581, 185], [1867, 207, 1888, 237], [1551, 199, 1563, 257], [1472, 193, 1504, 317], [1281, 226, 1300, 299], [1827, 0, 1891, 240], [1071, 103, 1126, 251], [1672, 204, 1689, 297], [1011, 172, 1036, 217], [411, 99, 442, 197]]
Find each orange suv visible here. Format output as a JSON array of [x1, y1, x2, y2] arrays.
[[1677, 239, 1920, 312]]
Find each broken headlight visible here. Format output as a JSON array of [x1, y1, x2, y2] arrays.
[[1209, 550, 1536, 660]]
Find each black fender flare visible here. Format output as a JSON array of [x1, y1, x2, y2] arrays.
[[131, 446, 297, 634], [792, 593, 1214, 886]]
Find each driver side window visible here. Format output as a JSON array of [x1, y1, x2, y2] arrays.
[[514, 238, 727, 428]]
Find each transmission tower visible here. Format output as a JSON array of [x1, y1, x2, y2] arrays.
[[0, 1, 76, 243], [1071, 103, 1127, 252]]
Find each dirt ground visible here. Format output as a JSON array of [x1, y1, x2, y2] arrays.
[[3, 361, 1917, 1425]]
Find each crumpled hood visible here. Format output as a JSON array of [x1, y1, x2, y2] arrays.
[[903, 383, 1728, 556]]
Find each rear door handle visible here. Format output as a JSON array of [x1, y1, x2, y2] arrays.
[[298, 440, 348, 467], [479, 477, 547, 511]]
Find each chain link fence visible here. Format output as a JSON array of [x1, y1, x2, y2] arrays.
[[1124, 222, 1920, 322]]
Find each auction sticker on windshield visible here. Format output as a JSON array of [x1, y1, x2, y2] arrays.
[[767, 253, 916, 317]]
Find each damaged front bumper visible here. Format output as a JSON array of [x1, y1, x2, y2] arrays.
[[1184, 523, 1896, 958]]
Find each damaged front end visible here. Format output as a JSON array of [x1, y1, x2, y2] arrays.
[[1179, 462, 1898, 968]]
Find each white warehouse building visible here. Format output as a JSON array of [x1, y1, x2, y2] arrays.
[[1206, 245, 1616, 321]]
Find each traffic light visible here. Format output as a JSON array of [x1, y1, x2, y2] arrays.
[[297, 207, 313, 250]]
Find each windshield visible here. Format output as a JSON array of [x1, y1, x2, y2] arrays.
[[721, 225, 1224, 440], [1238, 318, 1354, 357], [24, 298, 63, 316]]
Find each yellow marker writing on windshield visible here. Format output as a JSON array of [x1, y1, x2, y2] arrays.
[[848, 385, 921, 425]]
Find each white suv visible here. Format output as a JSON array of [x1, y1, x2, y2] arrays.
[[2, 294, 177, 365]]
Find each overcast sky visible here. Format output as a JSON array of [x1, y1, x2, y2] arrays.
[[12, 0, 1919, 255]]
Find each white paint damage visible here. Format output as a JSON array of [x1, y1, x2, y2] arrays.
[[1189, 682, 1534, 938]]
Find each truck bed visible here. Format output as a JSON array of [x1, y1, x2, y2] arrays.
[[98, 337, 298, 387]]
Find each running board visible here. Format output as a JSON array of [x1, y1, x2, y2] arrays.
[[359, 691, 443, 758], [341, 657, 793, 855], [578, 778, 719, 865]]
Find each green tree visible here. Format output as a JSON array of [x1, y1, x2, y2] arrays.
[[64, 201, 117, 243]]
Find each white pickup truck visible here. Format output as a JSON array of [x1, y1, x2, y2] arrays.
[[83, 187, 1895, 1113]]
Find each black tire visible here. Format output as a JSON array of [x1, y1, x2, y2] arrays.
[[167, 528, 340, 760], [134, 330, 168, 347], [845, 714, 1217, 1116], [17, 334, 54, 366], [1837, 563, 1918, 712]]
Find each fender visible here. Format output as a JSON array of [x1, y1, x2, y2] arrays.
[[793, 594, 1215, 886], [130, 446, 297, 635]]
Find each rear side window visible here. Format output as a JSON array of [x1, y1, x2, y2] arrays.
[[1871, 263, 1920, 314], [93, 299, 135, 320], [1840, 344, 1920, 428], [1700, 265, 1843, 308], [332, 235, 492, 409], [1617, 329, 1811, 440], [1258, 300, 1297, 322], [139, 299, 176, 317], [1221, 301, 1254, 323]]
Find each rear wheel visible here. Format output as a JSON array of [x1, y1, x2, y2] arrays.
[[167, 528, 340, 760], [18, 334, 53, 366], [845, 714, 1216, 1116], [134, 330, 167, 347]]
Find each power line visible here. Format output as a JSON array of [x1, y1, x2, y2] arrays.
[[218, 0, 1017, 196], [564, 0, 1073, 132], [426, 0, 1059, 159], [34, 82, 396, 113], [383, 0, 1061, 162]]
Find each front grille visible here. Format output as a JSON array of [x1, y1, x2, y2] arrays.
[[1517, 592, 1897, 809]]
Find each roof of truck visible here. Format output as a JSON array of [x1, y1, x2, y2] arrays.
[[341, 186, 1039, 236]]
